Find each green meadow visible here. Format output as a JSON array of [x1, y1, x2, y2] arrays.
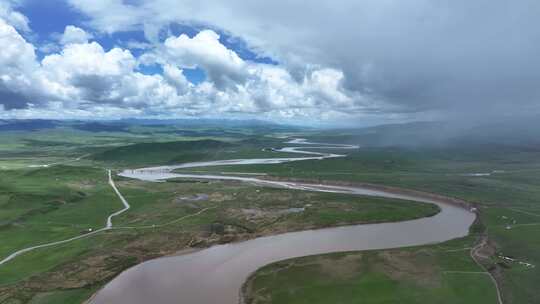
[[0, 125, 539, 303]]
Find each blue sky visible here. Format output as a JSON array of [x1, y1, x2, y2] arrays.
[[20, 0, 83, 34], [16, 0, 274, 84], [2, 0, 364, 125], [1, 0, 539, 126]]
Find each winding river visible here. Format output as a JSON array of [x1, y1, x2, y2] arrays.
[[90, 139, 475, 304]]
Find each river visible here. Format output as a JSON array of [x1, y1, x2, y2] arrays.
[[90, 139, 475, 304]]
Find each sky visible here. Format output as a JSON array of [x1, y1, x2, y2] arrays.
[[0, 0, 539, 126]]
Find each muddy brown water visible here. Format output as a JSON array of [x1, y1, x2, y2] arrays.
[[90, 141, 475, 304]]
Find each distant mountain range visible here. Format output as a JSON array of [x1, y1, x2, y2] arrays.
[[0, 119, 58, 131], [2, 117, 539, 149], [0, 118, 298, 132]]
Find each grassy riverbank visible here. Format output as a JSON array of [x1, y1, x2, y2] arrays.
[[0, 165, 439, 303], [230, 138, 540, 304], [2, 124, 539, 303], [243, 237, 498, 304]]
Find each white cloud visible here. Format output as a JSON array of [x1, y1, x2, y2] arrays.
[[0, 1, 30, 32], [42, 42, 136, 79], [157, 30, 363, 116], [0, 11, 364, 123], [67, 0, 142, 34], [0, 17, 38, 108], [60, 25, 93, 44], [303, 69, 353, 107], [163, 30, 247, 89], [65, 0, 540, 124], [124, 39, 153, 50], [162, 64, 191, 94], [38, 42, 136, 102], [0, 18, 36, 76]]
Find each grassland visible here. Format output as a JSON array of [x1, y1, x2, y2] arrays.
[[0, 123, 290, 169], [229, 142, 540, 304], [0, 166, 118, 260], [89, 138, 306, 166], [243, 237, 498, 304], [1, 124, 539, 303], [0, 155, 439, 303]]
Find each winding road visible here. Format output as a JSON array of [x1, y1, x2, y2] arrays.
[[1, 139, 340, 266], [0, 170, 130, 266], [471, 237, 504, 304]]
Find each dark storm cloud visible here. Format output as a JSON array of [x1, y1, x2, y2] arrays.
[[289, 0, 540, 117]]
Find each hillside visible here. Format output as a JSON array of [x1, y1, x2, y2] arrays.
[[91, 139, 233, 166]]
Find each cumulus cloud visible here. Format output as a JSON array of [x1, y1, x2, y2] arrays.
[[37, 42, 134, 103], [0, 1, 29, 32], [0, 9, 367, 123], [65, 0, 540, 124], [0, 17, 185, 114], [59, 25, 93, 44], [2, 2, 468, 124], [0, 2, 381, 123], [155, 29, 364, 114], [163, 30, 247, 89], [0, 17, 38, 109], [66, 0, 143, 34], [162, 64, 191, 94]]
